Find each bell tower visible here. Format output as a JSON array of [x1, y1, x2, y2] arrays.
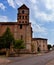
[[17, 4, 29, 24], [17, 4, 32, 52]]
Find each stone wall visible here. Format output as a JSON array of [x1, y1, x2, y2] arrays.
[[32, 38, 48, 53]]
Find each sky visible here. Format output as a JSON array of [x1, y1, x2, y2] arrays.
[[0, 0, 54, 45]]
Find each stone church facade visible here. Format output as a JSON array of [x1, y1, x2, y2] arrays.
[[0, 4, 48, 53]]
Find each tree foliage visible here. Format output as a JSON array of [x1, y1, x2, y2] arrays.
[[0, 27, 14, 49], [0, 37, 4, 49], [47, 44, 52, 50], [13, 39, 25, 49], [13, 39, 25, 56]]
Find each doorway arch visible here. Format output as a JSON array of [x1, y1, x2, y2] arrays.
[[37, 47, 40, 52]]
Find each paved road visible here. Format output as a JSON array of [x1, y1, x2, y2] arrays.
[[46, 59, 54, 65], [2, 51, 54, 65]]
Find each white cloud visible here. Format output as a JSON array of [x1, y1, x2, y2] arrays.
[[7, 0, 16, 8], [43, 0, 54, 11], [15, 0, 25, 6], [32, 23, 48, 38], [7, 0, 25, 8], [30, 19, 47, 34], [0, 3, 6, 10], [32, 24, 47, 33], [48, 42, 53, 45], [6, 0, 54, 22], [35, 11, 54, 22], [30, 0, 37, 4], [0, 16, 8, 22], [31, 0, 54, 22]]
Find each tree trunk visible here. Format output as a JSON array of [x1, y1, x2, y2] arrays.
[[6, 49, 10, 57]]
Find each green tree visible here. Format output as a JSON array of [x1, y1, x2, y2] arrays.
[[47, 44, 52, 50], [0, 36, 6, 49], [2, 27, 14, 49], [13, 39, 25, 56], [0, 37, 3, 49], [2, 27, 15, 56]]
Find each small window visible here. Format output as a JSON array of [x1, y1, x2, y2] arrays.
[[25, 21, 27, 23], [19, 16, 21, 19], [20, 24, 22, 29], [22, 21, 24, 23], [25, 16, 27, 19], [19, 21, 21, 23], [43, 45, 45, 47], [22, 16, 24, 19], [22, 10, 24, 14], [21, 35, 23, 40]]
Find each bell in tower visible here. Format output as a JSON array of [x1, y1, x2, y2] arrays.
[[17, 4, 29, 24]]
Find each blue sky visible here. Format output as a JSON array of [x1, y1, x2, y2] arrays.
[[0, 0, 54, 45]]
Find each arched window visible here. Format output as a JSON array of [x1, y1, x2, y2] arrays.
[[19, 16, 21, 19], [22, 21, 24, 23], [25, 21, 27, 23], [22, 10, 24, 14], [22, 16, 24, 19], [20, 24, 22, 29], [25, 16, 27, 19]]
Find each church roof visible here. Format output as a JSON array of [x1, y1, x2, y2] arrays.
[[32, 38, 47, 40], [18, 4, 29, 10], [0, 22, 31, 25], [0, 22, 17, 25]]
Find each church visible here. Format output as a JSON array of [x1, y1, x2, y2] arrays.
[[0, 4, 48, 53]]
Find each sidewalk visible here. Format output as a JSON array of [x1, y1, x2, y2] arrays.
[[46, 59, 54, 65]]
